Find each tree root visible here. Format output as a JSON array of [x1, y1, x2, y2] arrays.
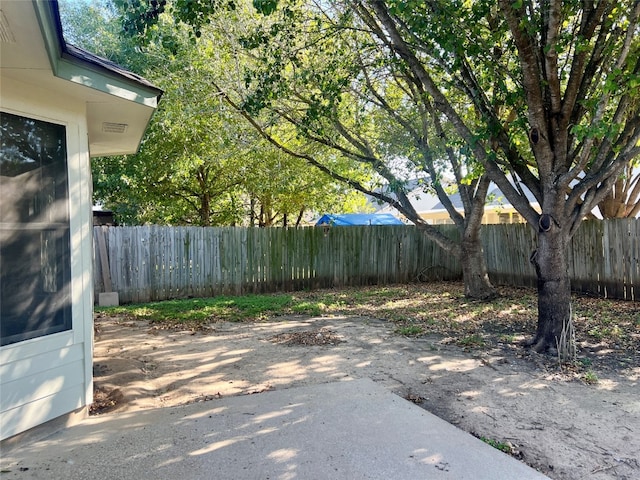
[[522, 326, 575, 362], [522, 336, 548, 353], [464, 288, 499, 302]]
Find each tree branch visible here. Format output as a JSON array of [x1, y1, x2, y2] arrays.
[[212, 80, 460, 254]]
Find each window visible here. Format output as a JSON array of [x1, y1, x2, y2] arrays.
[[0, 112, 72, 346]]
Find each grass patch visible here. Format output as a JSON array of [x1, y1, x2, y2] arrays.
[[479, 436, 514, 454], [396, 325, 424, 336], [97, 294, 293, 323], [96, 282, 639, 369], [583, 370, 599, 385], [290, 301, 325, 316], [457, 334, 485, 348]]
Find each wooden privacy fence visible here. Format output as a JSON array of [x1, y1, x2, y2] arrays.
[[93, 225, 462, 304], [480, 219, 639, 301], [93, 219, 639, 304]]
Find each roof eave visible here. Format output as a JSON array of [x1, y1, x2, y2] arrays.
[[33, 0, 162, 107]]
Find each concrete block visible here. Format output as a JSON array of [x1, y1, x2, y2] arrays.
[[98, 292, 119, 307]]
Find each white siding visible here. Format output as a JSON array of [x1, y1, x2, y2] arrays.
[[1, 77, 94, 440], [1, 384, 86, 439]]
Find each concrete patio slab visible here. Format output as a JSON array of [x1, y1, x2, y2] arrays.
[[0, 378, 549, 479]]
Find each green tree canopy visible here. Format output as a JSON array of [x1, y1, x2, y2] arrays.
[[59, 0, 370, 226], [146, 0, 499, 298]]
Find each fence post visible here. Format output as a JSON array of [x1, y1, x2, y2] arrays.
[[96, 226, 119, 306]]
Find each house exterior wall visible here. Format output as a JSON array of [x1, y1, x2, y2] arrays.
[[419, 208, 527, 225], [0, 76, 94, 441]]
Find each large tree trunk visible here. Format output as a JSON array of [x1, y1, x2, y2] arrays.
[[200, 193, 211, 226], [528, 221, 574, 358], [416, 215, 496, 300], [459, 228, 495, 300]]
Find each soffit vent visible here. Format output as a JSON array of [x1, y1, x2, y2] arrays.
[[102, 122, 129, 134], [0, 10, 16, 44]]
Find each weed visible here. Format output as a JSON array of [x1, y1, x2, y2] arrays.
[[588, 325, 624, 341], [457, 334, 485, 348], [577, 357, 592, 367], [479, 436, 513, 454], [396, 325, 423, 336], [324, 299, 347, 311], [583, 370, 599, 385], [291, 301, 324, 316], [610, 325, 624, 338], [587, 326, 605, 340]]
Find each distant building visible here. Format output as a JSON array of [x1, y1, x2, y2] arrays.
[[374, 185, 540, 225]]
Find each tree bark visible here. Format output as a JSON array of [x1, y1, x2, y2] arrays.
[[460, 230, 495, 300], [200, 193, 211, 226], [528, 222, 573, 355], [457, 176, 496, 300], [597, 166, 640, 219]]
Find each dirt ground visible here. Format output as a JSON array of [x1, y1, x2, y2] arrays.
[[92, 312, 639, 480]]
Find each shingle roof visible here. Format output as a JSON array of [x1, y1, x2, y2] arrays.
[[63, 43, 162, 95], [51, 0, 162, 98]]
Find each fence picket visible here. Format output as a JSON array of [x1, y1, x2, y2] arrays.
[[94, 221, 639, 303]]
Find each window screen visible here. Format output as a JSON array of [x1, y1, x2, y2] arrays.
[[0, 112, 72, 346]]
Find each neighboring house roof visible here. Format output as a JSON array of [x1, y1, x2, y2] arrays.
[[372, 182, 540, 217], [0, 0, 162, 156], [374, 188, 442, 215], [430, 185, 540, 212], [316, 213, 405, 226]]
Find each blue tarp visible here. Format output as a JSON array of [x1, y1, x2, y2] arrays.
[[315, 213, 404, 226]]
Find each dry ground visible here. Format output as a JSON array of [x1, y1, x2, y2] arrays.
[[92, 283, 639, 480]]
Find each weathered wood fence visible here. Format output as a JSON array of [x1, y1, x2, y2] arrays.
[[481, 220, 639, 301], [94, 219, 639, 304]]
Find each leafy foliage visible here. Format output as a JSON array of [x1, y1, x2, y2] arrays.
[[184, 1, 496, 257], [351, 0, 640, 350], [60, 0, 368, 226]]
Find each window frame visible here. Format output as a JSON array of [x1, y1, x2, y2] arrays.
[[0, 111, 73, 347]]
